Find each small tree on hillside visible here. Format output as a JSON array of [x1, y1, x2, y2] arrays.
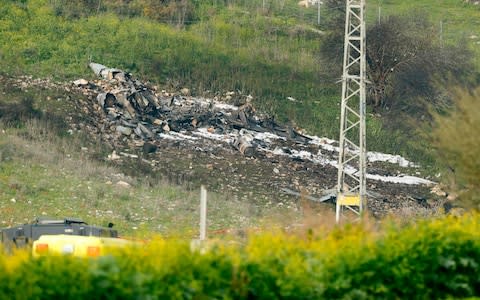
[[367, 12, 474, 113], [319, 6, 475, 114]]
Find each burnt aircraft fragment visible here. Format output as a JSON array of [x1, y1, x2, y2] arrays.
[[81, 62, 311, 153]]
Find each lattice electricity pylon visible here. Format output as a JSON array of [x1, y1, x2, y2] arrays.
[[336, 0, 367, 223]]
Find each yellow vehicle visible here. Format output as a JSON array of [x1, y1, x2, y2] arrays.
[[0, 217, 137, 257], [32, 234, 136, 258]]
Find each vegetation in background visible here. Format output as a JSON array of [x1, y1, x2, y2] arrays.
[[0, 0, 479, 163], [0, 213, 479, 299], [433, 88, 480, 210]]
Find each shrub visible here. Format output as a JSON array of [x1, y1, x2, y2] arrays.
[[0, 213, 478, 299]]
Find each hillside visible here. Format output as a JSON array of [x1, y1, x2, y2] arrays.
[[0, 0, 479, 234], [1, 0, 478, 157], [0, 65, 442, 236]]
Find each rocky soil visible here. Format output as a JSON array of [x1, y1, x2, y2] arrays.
[[2, 66, 446, 219]]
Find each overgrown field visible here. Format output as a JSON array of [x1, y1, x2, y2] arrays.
[[0, 117, 303, 237], [0, 213, 479, 299], [1, 0, 478, 161], [0, 81, 302, 237]]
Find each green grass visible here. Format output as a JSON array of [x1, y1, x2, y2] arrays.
[[0, 120, 303, 237], [0, 80, 303, 236], [0, 0, 478, 163]]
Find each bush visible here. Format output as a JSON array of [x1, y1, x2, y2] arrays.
[[0, 213, 479, 299]]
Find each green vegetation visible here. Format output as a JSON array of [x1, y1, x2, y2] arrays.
[[0, 2, 479, 295], [1, 0, 478, 162], [0, 120, 303, 237], [1, 213, 479, 299]]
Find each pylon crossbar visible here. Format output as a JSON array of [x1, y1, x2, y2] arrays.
[[343, 154, 359, 166], [345, 121, 360, 133], [345, 205, 360, 214], [346, 57, 360, 69], [345, 106, 360, 118]]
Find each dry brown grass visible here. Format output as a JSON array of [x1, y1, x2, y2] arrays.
[[433, 88, 480, 210]]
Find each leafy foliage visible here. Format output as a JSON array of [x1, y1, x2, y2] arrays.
[[0, 0, 479, 161], [0, 214, 479, 299], [367, 12, 475, 115]]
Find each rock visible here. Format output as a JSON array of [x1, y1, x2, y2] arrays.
[[447, 192, 458, 201], [73, 79, 89, 86], [107, 151, 121, 160], [116, 181, 131, 188], [143, 142, 158, 154], [180, 88, 190, 96], [116, 126, 132, 136], [431, 185, 447, 197]]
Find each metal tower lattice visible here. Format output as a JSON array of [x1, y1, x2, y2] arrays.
[[336, 0, 367, 222]]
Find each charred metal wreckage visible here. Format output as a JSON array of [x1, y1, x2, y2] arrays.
[[77, 62, 311, 156]]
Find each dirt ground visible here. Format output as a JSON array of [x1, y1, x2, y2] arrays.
[[2, 73, 442, 220]]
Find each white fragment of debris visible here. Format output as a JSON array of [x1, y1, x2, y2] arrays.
[[194, 127, 235, 143], [319, 143, 339, 153], [119, 152, 138, 159], [367, 152, 419, 168], [170, 131, 199, 140], [272, 147, 286, 156], [158, 133, 181, 140], [213, 102, 239, 111], [307, 134, 418, 167], [287, 96, 298, 102], [367, 174, 434, 185], [264, 146, 433, 185], [159, 131, 199, 141], [252, 131, 286, 143], [307, 135, 337, 145]]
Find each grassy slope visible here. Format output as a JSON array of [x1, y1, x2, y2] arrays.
[[0, 121, 299, 237], [0, 1, 478, 156], [0, 84, 301, 236], [0, 1, 478, 232]]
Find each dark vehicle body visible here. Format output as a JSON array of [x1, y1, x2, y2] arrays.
[[0, 217, 118, 249]]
